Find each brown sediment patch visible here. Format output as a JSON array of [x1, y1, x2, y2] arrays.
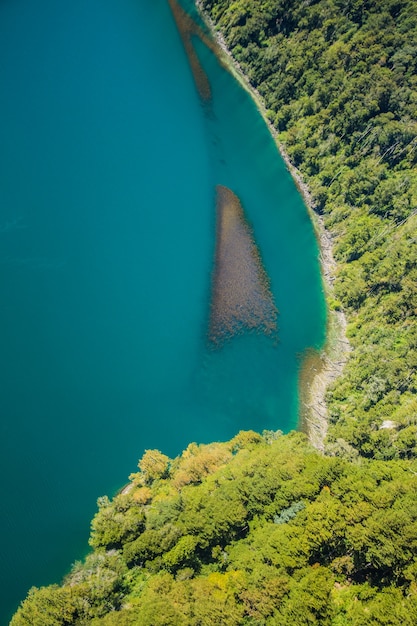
[[298, 349, 328, 452], [298, 311, 351, 451], [209, 185, 278, 346], [167, 0, 222, 100]]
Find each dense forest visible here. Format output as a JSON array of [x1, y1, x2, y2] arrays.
[[11, 432, 417, 624], [11, 0, 417, 624]]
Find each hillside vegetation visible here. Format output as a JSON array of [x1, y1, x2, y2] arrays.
[[11, 0, 417, 624], [11, 432, 417, 625]]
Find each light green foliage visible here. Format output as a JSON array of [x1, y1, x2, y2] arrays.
[[10, 586, 78, 626], [332, 583, 417, 625], [137, 449, 170, 484], [123, 524, 182, 567], [278, 566, 335, 625], [89, 494, 145, 550], [11, 433, 417, 624], [169, 440, 233, 489], [162, 535, 199, 570]]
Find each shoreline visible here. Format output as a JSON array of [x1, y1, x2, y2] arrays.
[[195, 0, 351, 450]]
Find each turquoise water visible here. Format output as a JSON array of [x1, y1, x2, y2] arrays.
[[0, 0, 325, 622]]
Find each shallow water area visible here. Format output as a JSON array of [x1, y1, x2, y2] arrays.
[[0, 0, 325, 622]]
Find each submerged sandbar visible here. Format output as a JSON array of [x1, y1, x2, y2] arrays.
[[209, 185, 278, 346], [168, 0, 215, 100]]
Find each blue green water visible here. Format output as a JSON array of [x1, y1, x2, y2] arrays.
[[0, 0, 325, 622]]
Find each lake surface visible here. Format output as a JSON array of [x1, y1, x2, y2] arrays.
[[0, 0, 325, 621]]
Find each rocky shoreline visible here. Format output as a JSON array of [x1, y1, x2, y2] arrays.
[[195, 0, 351, 451]]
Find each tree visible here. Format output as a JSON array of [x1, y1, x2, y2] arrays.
[[138, 449, 170, 484]]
